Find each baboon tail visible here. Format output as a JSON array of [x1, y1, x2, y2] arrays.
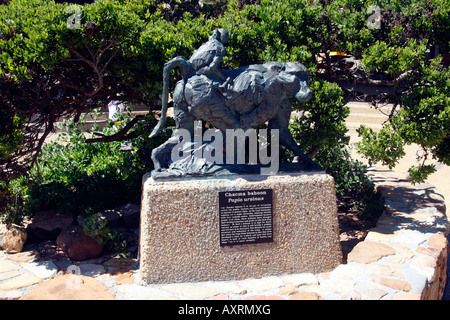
[[149, 56, 191, 138]]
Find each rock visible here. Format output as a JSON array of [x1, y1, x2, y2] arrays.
[[114, 284, 174, 300], [354, 280, 388, 300], [208, 294, 228, 300], [0, 270, 22, 282], [364, 227, 397, 242], [278, 286, 298, 295], [347, 241, 396, 264], [370, 274, 412, 291], [19, 274, 116, 300], [112, 269, 134, 285], [79, 264, 106, 277], [240, 276, 284, 291], [244, 295, 284, 300], [161, 284, 222, 299], [290, 292, 323, 300], [230, 288, 247, 295], [367, 264, 404, 278], [115, 203, 140, 228], [0, 260, 21, 273], [27, 210, 74, 241], [204, 281, 246, 294], [0, 224, 27, 253], [34, 240, 66, 260], [391, 291, 421, 300], [307, 279, 355, 299], [97, 209, 122, 227], [0, 273, 42, 291], [103, 255, 136, 272], [280, 273, 319, 287], [387, 252, 415, 265], [389, 230, 429, 248], [428, 234, 449, 252], [52, 257, 75, 272], [410, 254, 436, 281], [7, 250, 39, 263], [329, 264, 366, 280], [56, 226, 104, 261], [0, 290, 23, 300]]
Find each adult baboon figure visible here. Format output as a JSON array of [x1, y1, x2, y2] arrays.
[[149, 30, 317, 174]]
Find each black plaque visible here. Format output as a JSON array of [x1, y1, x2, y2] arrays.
[[219, 189, 273, 246]]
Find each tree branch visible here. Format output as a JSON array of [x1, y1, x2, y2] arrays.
[[84, 115, 144, 144]]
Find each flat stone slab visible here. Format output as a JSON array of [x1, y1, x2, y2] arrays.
[[114, 284, 176, 300], [19, 275, 116, 300], [139, 172, 342, 284], [280, 273, 319, 287], [0, 260, 20, 273], [0, 290, 23, 300], [161, 284, 222, 299], [347, 241, 397, 264], [21, 261, 58, 279], [0, 274, 42, 291]]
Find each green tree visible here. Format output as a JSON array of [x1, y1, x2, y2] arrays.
[[1, 0, 448, 226]]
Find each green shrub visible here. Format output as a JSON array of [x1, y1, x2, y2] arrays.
[[290, 79, 350, 158], [4, 109, 170, 223], [358, 53, 450, 183], [356, 124, 406, 169], [315, 145, 384, 229], [0, 114, 25, 160], [32, 119, 143, 215]]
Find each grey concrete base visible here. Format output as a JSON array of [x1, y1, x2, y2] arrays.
[[139, 172, 342, 284]]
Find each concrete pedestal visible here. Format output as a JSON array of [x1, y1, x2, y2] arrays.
[[139, 172, 342, 284]]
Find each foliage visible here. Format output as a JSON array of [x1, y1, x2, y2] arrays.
[[359, 48, 449, 183], [0, 113, 25, 160], [316, 145, 384, 229], [362, 39, 428, 77], [224, 0, 449, 186], [82, 213, 127, 255], [31, 114, 144, 214], [396, 57, 450, 161], [0, 175, 31, 224], [1, 108, 171, 224], [0, 0, 218, 180], [356, 124, 406, 169], [1, 0, 448, 229], [290, 79, 350, 158]]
